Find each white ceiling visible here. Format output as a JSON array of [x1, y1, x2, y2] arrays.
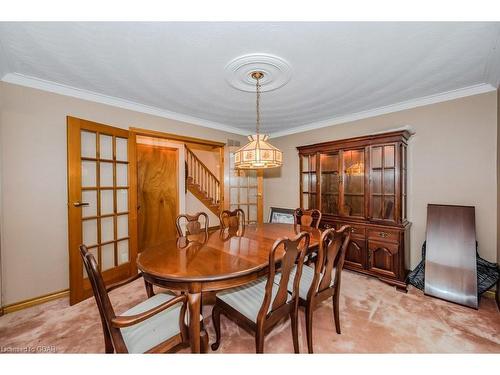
[[0, 22, 499, 137]]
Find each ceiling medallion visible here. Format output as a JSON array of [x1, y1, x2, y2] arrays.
[[233, 71, 283, 170], [224, 53, 292, 92]]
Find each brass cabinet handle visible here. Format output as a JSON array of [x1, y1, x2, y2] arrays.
[[378, 232, 389, 238], [350, 227, 356, 233], [73, 202, 89, 207]]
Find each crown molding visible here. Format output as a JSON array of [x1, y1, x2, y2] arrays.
[[269, 83, 496, 138], [1, 73, 496, 140], [1, 72, 249, 136]]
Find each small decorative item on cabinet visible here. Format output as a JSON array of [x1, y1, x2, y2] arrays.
[[298, 130, 411, 291]]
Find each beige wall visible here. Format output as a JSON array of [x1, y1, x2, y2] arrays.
[[264, 92, 498, 268], [0, 82, 245, 305]]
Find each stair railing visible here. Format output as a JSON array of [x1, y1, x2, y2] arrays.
[[185, 146, 220, 205]]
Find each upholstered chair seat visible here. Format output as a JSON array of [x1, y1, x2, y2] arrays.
[[217, 276, 290, 323], [120, 292, 203, 353], [274, 265, 336, 300]]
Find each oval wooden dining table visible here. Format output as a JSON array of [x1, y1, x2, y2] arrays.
[[137, 223, 322, 353]]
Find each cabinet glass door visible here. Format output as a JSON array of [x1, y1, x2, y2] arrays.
[[370, 144, 396, 221], [300, 154, 317, 209], [320, 153, 340, 214], [341, 149, 365, 217]]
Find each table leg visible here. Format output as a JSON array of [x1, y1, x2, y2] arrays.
[[188, 290, 202, 353]]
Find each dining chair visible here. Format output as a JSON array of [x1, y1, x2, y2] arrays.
[[282, 225, 351, 353], [176, 212, 209, 238], [219, 208, 245, 232], [293, 208, 322, 229], [211, 232, 311, 353], [80, 245, 208, 353]]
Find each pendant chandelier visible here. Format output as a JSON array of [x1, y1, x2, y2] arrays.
[[234, 72, 283, 169]]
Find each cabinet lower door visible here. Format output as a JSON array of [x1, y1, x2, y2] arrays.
[[344, 237, 366, 270], [367, 240, 399, 278]]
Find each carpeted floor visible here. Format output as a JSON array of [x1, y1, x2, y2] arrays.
[[0, 271, 498, 353]]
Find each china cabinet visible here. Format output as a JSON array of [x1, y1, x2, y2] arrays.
[[298, 130, 411, 290]]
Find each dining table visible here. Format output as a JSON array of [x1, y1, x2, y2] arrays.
[[136, 222, 322, 353]]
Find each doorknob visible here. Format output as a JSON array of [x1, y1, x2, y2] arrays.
[[73, 202, 89, 207]]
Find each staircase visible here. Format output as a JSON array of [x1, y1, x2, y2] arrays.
[[185, 146, 221, 216]]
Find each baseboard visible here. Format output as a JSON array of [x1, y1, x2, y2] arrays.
[[2, 289, 69, 315]]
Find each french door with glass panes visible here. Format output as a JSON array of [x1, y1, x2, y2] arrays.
[[67, 117, 138, 305], [227, 147, 263, 224]]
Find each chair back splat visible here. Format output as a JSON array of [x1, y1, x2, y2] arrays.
[[219, 208, 245, 232], [313, 225, 351, 297], [293, 208, 322, 229], [176, 212, 209, 238], [263, 232, 310, 317]]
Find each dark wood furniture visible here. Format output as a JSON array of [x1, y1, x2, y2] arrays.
[[297, 130, 411, 291], [176, 212, 209, 238], [219, 208, 245, 231], [80, 245, 208, 353], [424, 204, 478, 309], [290, 226, 351, 353], [136, 223, 322, 353], [211, 232, 310, 353], [294, 208, 322, 229]]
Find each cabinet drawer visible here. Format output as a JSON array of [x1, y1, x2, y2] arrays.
[[346, 224, 366, 237], [327, 222, 366, 237], [367, 228, 399, 243]]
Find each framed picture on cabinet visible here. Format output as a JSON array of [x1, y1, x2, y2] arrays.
[[268, 207, 295, 224]]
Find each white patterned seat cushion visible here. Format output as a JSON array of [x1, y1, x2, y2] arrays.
[[217, 276, 291, 322], [275, 265, 336, 300], [120, 292, 202, 353]]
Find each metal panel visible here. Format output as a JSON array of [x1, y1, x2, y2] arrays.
[[424, 204, 478, 309]]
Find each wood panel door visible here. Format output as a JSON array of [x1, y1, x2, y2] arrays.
[[137, 144, 179, 250], [344, 237, 366, 270], [67, 117, 138, 305], [366, 240, 399, 278]]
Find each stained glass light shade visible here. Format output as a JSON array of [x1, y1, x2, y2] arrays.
[[234, 134, 283, 169]]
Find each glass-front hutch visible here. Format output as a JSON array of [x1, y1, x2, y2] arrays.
[[298, 130, 411, 290]]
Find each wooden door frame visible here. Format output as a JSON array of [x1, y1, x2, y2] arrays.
[[129, 127, 225, 211]]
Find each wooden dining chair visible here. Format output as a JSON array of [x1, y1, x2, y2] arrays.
[[294, 208, 322, 229], [219, 208, 245, 232], [176, 212, 209, 238], [80, 245, 208, 353], [283, 225, 351, 353], [211, 232, 311, 353]]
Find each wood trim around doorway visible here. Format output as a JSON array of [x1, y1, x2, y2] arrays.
[[129, 127, 226, 210], [129, 127, 225, 148]]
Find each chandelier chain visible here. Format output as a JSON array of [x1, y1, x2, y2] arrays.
[[256, 75, 261, 135]]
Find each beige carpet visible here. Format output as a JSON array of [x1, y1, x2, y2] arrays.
[[0, 271, 499, 353]]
